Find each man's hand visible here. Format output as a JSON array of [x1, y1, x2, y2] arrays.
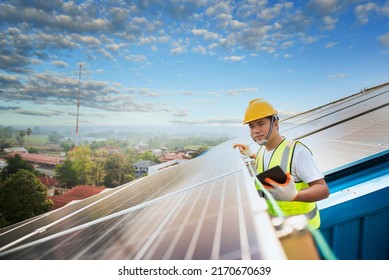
[[233, 143, 256, 159], [264, 172, 298, 201]]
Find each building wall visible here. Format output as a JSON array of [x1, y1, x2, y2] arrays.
[[320, 187, 389, 260]]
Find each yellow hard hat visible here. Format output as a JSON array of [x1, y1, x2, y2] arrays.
[[243, 98, 277, 124]]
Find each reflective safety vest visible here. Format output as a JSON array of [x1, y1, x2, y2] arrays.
[[256, 139, 321, 229]]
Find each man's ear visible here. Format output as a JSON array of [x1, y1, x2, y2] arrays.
[[273, 119, 279, 130]]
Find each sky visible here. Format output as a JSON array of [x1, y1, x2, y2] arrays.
[[0, 0, 389, 137]]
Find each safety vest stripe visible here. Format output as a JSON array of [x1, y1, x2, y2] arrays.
[[280, 141, 293, 171]]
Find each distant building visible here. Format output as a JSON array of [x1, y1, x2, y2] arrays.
[[38, 175, 59, 188], [38, 175, 59, 196], [137, 142, 148, 150], [0, 159, 6, 170], [159, 152, 183, 162], [48, 185, 106, 210], [133, 160, 158, 177], [152, 149, 163, 156], [4, 152, 64, 166], [3, 147, 28, 154]]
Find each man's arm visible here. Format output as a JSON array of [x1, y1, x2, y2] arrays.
[[294, 178, 329, 202]]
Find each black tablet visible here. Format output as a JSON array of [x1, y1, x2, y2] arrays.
[[256, 165, 287, 185]]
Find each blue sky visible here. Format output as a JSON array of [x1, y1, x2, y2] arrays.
[[0, 0, 388, 137]]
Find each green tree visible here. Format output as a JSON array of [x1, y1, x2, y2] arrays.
[[103, 151, 136, 188], [103, 154, 125, 187], [0, 169, 53, 228], [67, 146, 93, 185], [48, 131, 62, 144], [61, 141, 74, 153], [54, 158, 79, 188], [0, 126, 13, 150], [0, 154, 39, 181], [141, 150, 159, 162], [26, 128, 32, 149], [17, 130, 26, 146], [55, 146, 107, 188], [90, 150, 106, 186]]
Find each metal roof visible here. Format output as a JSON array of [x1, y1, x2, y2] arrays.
[[318, 153, 389, 259]]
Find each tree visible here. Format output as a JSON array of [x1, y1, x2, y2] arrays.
[[103, 151, 136, 188], [0, 154, 39, 181], [103, 154, 125, 187], [0, 169, 53, 228], [67, 146, 93, 185], [48, 131, 62, 144], [61, 141, 74, 153], [0, 126, 13, 150], [141, 150, 159, 162], [26, 128, 32, 149], [54, 158, 79, 188], [17, 130, 26, 146], [90, 150, 106, 186]]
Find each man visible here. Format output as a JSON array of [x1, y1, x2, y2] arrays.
[[234, 98, 329, 229]]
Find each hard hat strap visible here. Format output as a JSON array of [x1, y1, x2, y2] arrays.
[[255, 115, 276, 146]]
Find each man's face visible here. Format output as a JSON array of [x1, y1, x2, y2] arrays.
[[248, 117, 271, 143]]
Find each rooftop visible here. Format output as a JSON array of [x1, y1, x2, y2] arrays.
[[0, 82, 387, 260], [48, 185, 106, 210]]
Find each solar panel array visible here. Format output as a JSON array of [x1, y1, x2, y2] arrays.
[[0, 144, 286, 260], [1, 82, 387, 260], [285, 84, 389, 174], [243, 83, 389, 174]]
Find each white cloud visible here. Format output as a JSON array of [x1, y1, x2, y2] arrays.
[[174, 110, 188, 117], [170, 42, 187, 54], [281, 41, 295, 49], [192, 45, 207, 55], [308, 0, 340, 16], [378, 33, 389, 47], [355, 3, 379, 25], [226, 88, 257, 96], [223, 55, 245, 62], [205, 2, 231, 17], [191, 29, 219, 40], [325, 41, 338, 48], [322, 15, 337, 31], [52, 60, 68, 68], [327, 73, 346, 79], [125, 54, 147, 62], [382, 2, 389, 16]]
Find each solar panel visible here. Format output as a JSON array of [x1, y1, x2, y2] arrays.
[[242, 83, 389, 174], [0, 143, 286, 260]]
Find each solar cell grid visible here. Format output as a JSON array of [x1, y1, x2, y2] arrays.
[[0, 145, 282, 260]]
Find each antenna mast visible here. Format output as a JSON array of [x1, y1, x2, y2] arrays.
[[75, 63, 82, 147]]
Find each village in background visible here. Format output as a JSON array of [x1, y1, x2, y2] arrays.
[[0, 125, 230, 228]]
